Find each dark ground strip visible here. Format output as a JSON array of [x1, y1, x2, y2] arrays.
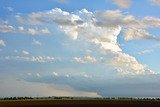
[[1, 100, 160, 107]]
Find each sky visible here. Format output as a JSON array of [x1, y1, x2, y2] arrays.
[[0, 0, 160, 98]]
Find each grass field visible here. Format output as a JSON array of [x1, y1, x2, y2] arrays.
[[1, 99, 160, 107]]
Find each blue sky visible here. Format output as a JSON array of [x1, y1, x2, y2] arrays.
[[0, 0, 160, 98]]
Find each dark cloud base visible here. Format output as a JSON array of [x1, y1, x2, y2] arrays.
[[24, 74, 160, 97]]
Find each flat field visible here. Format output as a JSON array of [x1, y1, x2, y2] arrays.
[[1, 100, 160, 107]]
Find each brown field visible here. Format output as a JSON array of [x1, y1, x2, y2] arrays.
[[1, 100, 160, 107]]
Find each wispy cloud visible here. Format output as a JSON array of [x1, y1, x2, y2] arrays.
[[113, 0, 132, 9], [36, 73, 41, 77], [5, 6, 14, 12], [32, 39, 42, 46], [21, 50, 30, 55], [56, 0, 68, 4], [0, 40, 6, 47], [150, 0, 160, 6], [14, 50, 30, 55], [138, 49, 154, 55], [52, 72, 59, 77]]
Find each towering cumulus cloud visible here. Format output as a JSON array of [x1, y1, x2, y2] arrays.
[[16, 8, 160, 75]]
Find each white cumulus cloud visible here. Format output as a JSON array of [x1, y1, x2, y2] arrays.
[[74, 56, 97, 63], [110, 52, 153, 75], [27, 28, 50, 35], [0, 23, 15, 33], [2, 56, 55, 63], [15, 8, 158, 75], [0, 22, 50, 35]]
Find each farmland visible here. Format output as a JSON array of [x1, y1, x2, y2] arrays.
[[1, 98, 160, 107]]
